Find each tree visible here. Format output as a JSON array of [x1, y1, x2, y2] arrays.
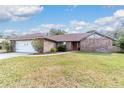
[[111, 23, 124, 39], [118, 36, 124, 50], [2, 40, 12, 52], [49, 29, 66, 35], [112, 29, 124, 39], [114, 35, 124, 52], [32, 38, 43, 53]]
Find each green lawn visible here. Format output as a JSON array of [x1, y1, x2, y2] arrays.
[[0, 49, 6, 53], [0, 52, 124, 88]]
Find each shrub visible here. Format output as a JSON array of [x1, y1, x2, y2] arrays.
[[50, 48, 57, 53], [113, 41, 118, 46], [0, 46, 2, 49], [57, 45, 66, 52], [32, 38, 43, 53], [119, 37, 124, 51], [2, 40, 12, 52], [114, 36, 124, 52]]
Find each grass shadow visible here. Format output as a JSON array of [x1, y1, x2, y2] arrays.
[[75, 51, 112, 56]]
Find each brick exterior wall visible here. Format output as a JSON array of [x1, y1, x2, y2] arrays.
[[11, 33, 114, 53], [66, 42, 72, 51], [80, 34, 113, 52], [43, 39, 56, 53], [11, 40, 16, 52]]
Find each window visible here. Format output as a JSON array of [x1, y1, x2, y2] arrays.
[[63, 42, 66, 45], [58, 42, 66, 46]]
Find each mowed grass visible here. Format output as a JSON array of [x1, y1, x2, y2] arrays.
[[0, 49, 6, 53], [0, 52, 124, 87]]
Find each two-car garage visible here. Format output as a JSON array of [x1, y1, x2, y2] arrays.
[[14, 39, 56, 53], [10, 33, 57, 53], [15, 40, 37, 53]]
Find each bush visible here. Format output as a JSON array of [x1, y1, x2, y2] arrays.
[[32, 38, 43, 53], [0, 46, 2, 49], [114, 36, 124, 52], [2, 40, 12, 52], [50, 48, 57, 53], [57, 45, 66, 52]]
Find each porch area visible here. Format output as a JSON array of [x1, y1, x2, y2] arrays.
[[57, 41, 80, 51]]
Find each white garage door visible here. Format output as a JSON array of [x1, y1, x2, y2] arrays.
[[15, 40, 37, 53]]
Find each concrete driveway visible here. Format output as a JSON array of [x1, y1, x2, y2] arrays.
[[0, 53, 29, 60]]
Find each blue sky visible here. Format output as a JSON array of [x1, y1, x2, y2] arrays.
[[0, 5, 124, 35]]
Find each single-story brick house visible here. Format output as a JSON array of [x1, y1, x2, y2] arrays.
[[9, 31, 115, 53]]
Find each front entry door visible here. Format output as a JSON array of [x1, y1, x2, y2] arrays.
[[71, 42, 79, 51]]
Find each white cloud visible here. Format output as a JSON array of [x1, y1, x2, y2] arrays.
[[0, 5, 43, 22], [28, 24, 65, 34], [66, 17, 120, 33], [75, 26, 83, 30], [3, 29, 20, 36], [67, 20, 89, 32], [3, 8, 124, 35], [104, 27, 114, 31], [94, 16, 116, 25], [40, 24, 65, 29], [64, 28, 70, 32], [93, 17, 117, 32], [70, 20, 87, 26], [65, 9, 124, 33], [92, 9, 124, 32], [30, 27, 42, 32], [114, 9, 124, 18], [4, 29, 16, 33]]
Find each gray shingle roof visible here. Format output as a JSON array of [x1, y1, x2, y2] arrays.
[[48, 33, 92, 42], [9, 31, 114, 42], [9, 33, 45, 40]]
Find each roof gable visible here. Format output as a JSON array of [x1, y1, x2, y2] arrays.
[[86, 31, 115, 40], [49, 31, 115, 42]]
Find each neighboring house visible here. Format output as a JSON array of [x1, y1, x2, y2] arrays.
[[9, 31, 115, 53]]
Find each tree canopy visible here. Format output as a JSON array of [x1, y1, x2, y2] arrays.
[[113, 35, 124, 52], [113, 28, 124, 39], [49, 29, 66, 35], [118, 36, 124, 50]]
